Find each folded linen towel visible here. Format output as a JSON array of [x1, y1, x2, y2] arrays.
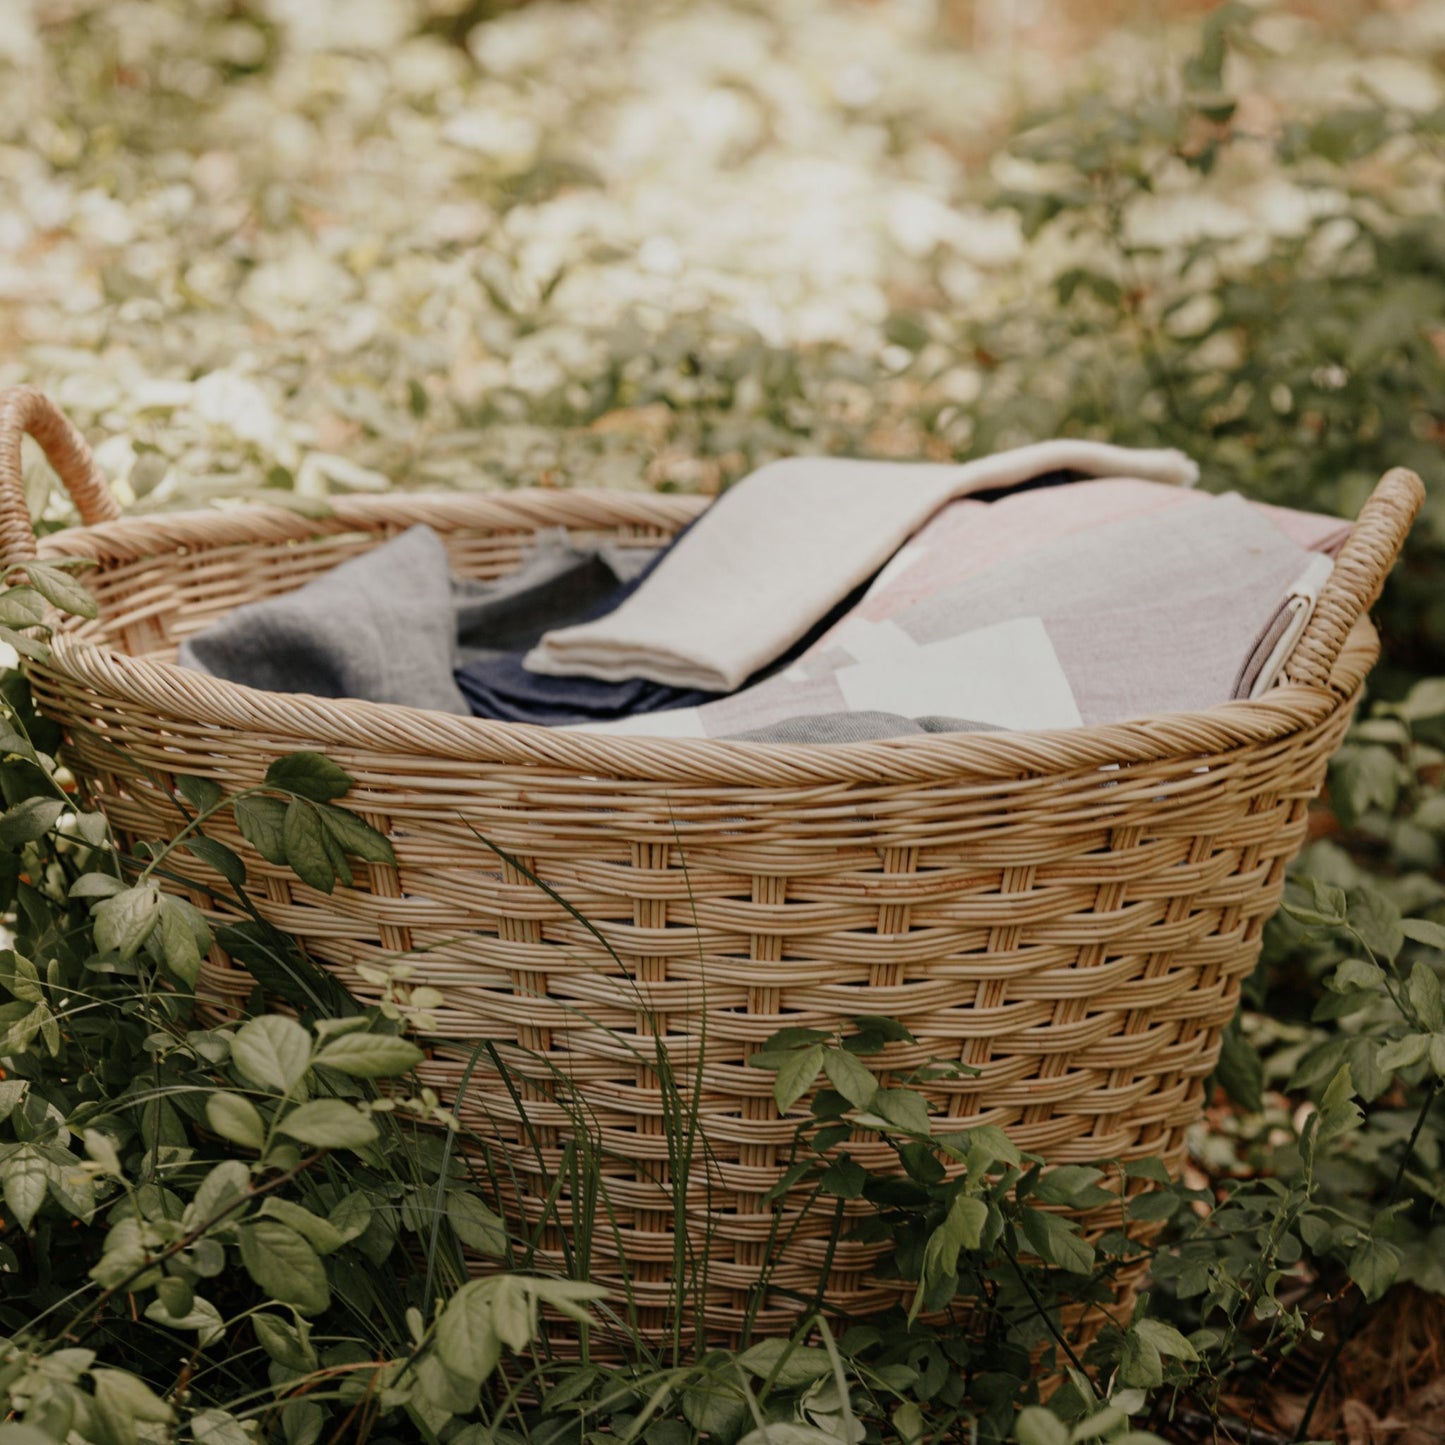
[[523, 441, 1201, 693], [570, 490, 1336, 741]]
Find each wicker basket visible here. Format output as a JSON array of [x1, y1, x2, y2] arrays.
[[1, 386, 1424, 1343]]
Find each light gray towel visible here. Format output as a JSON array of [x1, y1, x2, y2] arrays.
[[178, 525, 471, 713], [524, 441, 1200, 692], [177, 525, 652, 712]]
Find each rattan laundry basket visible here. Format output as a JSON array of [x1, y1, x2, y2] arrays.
[[1, 385, 1424, 1343]]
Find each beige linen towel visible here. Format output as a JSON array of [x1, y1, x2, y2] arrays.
[[523, 441, 1200, 692]]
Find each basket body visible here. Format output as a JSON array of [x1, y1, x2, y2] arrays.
[[26, 490, 1377, 1343]]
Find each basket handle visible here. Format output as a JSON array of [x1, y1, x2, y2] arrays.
[[1283, 467, 1425, 693], [0, 385, 122, 568]]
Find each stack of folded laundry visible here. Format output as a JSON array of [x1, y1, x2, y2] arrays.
[[178, 440, 1350, 743]]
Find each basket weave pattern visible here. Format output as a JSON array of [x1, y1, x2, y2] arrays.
[[1, 386, 1423, 1342]]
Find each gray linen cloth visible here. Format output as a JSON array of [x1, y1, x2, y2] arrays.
[[178, 525, 471, 712], [178, 525, 649, 713]]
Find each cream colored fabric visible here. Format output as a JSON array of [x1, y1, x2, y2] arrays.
[[524, 441, 1200, 692]]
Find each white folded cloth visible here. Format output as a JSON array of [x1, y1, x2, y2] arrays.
[[523, 441, 1199, 692]]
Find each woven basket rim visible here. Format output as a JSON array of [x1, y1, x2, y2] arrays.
[[31, 491, 1381, 788]]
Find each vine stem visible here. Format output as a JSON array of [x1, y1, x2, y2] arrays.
[[1002, 1243, 1101, 1399], [1292, 1081, 1442, 1442]]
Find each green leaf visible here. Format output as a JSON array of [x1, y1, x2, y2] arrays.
[[0, 586, 46, 629], [1034, 1165, 1108, 1207], [1286, 878, 1348, 927], [0, 625, 50, 661], [1348, 1238, 1401, 1302], [1020, 1208, 1095, 1274], [1070, 1405, 1133, 1442], [0, 1080, 26, 1124], [1407, 962, 1445, 1032], [436, 1280, 502, 1383], [206, 1092, 266, 1151], [191, 1407, 252, 1444], [1214, 1018, 1264, 1112], [737, 1337, 834, 1387], [282, 1400, 323, 1445], [822, 1048, 877, 1110], [317, 802, 396, 865], [283, 800, 336, 893], [252, 1312, 318, 1372], [1331, 958, 1385, 993], [23, 560, 97, 619], [3, 1146, 48, 1229], [93, 883, 162, 961], [818, 1155, 867, 1199], [1133, 1317, 1200, 1362], [867, 1087, 932, 1137], [680, 1385, 749, 1441], [734, 1426, 841, 1445], [0, 951, 42, 1002], [266, 752, 354, 802], [1014, 1406, 1069, 1445], [1316, 1065, 1364, 1142], [185, 836, 247, 890], [234, 795, 289, 865], [962, 1122, 1022, 1171], [315, 1032, 423, 1078], [259, 1197, 348, 1255], [144, 1293, 224, 1347], [1398, 677, 1445, 722], [447, 1190, 507, 1256], [524, 1277, 606, 1325], [231, 1014, 311, 1094], [1401, 918, 1445, 951], [177, 775, 224, 813], [276, 1098, 378, 1150], [153, 896, 205, 987], [70, 872, 124, 899], [413, 1352, 479, 1419], [490, 1276, 536, 1351], [0, 796, 65, 847], [328, 1190, 373, 1242], [318, 818, 352, 889], [1348, 888, 1403, 962], [191, 1159, 250, 1225], [773, 1044, 825, 1113], [945, 1193, 989, 1252], [92, 1369, 174, 1429], [1377, 1033, 1431, 1073], [1430, 1034, 1445, 1078], [0, 722, 37, 764], [238, 1220, 330, 1313], [1118, 1328, 1164, 1388]]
